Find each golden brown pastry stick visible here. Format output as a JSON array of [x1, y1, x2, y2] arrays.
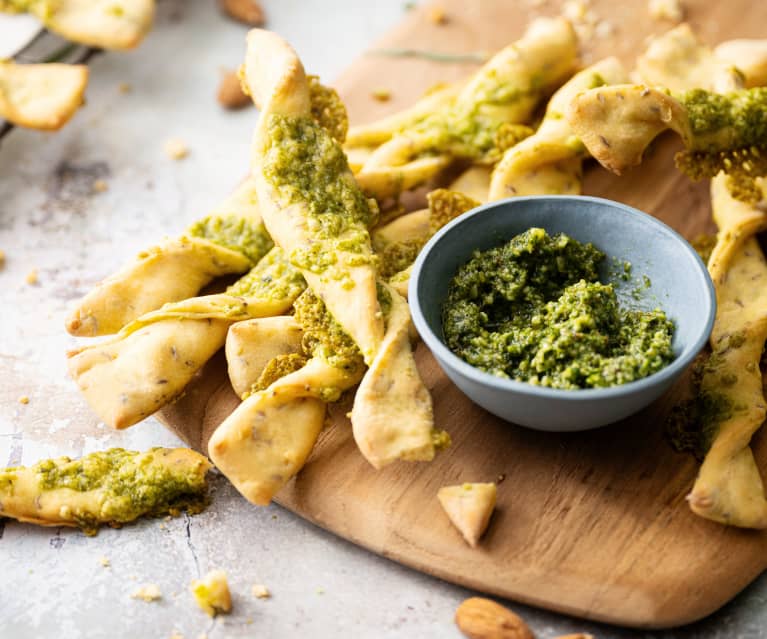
[[209, 356, 362, 505], [637, 24, 743, 94], [66, 178, 268, 337], [1, 0, 155, 50], [245, 29, 384, 364], [353, 17, 578, 200], [0, 61, 87, 131], [448, 166, 491, 203], [0, 448, 210, 535], [489, 57, 628, 200], [351, 282, 443, 467], [68, 247, 304, 429], [687, 176, 767, 528]]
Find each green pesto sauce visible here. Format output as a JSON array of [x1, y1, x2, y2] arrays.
[[262, 114, 377, 281], [248, 352, 308, 396], [226, 246, 306, 301], [293, 288, 365, 381], [1, 448, 208, 533], [400, 62, 541, 164], [442, 228, 675, 390], [666, 349, 741, 459], [375, 189, 480, 279], [188, 215, 273, 265], [307, 75, 348, 144], [681, 88, 767, 148]]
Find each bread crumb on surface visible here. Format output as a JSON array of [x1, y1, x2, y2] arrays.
[[99, 556, 110, 567], [164, 138, 189, 160], [0, 249, 5, 267], [371, 88, 391, 102], [92, 179, 108, 193], [18, 395, 29, 405], [131, 584, 162, 602], [648, 0, 684, 21], [118, 82, 132, 94], [428, 6, 448, 24], [219, 0, 265, 26], [169, 631, 184, 639], [217, 69, 251, 110], [191, 570, 232, 617], [252, 583, 271, 599], [25, 268, 38, 285]]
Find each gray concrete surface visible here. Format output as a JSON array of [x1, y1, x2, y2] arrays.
[[1, 1, 766, 637]]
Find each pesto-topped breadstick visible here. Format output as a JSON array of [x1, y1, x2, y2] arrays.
[[353, 18, 577, 199], [0, 447, 211, 535], [68, 247, 305, 429], [0, 0, 155, 50], [66, 178, 272, 337]]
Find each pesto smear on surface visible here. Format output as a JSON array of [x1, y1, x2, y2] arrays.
[[442, 228, 675, 389]]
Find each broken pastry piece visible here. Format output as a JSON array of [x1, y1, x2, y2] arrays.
[[438, 482, 497, 547], [0, 448, 211, 535], [191, 570, 232, 617], [566, 84, 767, 202], [0, 0, 155, 50], [0, 61, 87, 131]]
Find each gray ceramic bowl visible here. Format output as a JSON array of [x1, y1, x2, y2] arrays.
[[409, 195, 715, 431]]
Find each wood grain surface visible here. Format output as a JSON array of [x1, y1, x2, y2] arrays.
[[159, 0, 767, 628]]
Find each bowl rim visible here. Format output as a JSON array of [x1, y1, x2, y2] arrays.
[[408, 194, 716, 401]]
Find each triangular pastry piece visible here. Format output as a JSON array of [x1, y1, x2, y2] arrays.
[[438, 482, 497, 547]]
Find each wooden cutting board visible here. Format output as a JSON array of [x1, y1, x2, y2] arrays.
[[160, 0, 767, 628]]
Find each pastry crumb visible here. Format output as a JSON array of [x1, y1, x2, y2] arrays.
[[118, 82, 132, 94], [0, 249, 5, 267], [169, 631, 184, 639], [164, 138, 189, 160], [252, 583, 271, 599], [99, 556, 110, 567], [92, 179, 108, 193], [428, 6, 448, 24], [25, 268, 38, 285], [594, 19, 613, 39], [371, 88, 391, 102], [648, 0, 683, 21], [18, 395, 29, 405], [191, 570, 232, 617], [131, 584, 162, 602]]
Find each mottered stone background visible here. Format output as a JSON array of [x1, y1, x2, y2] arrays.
[[0, 1, 766, 637]]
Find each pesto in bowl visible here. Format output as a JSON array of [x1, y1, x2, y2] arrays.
[[409, 195, 715, 432], [442, 228, 675, 389]]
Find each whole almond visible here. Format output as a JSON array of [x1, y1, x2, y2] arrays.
[[217, 69, 251, 110], [218, 0, 265, 26], [455, 597, 534, 639]]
